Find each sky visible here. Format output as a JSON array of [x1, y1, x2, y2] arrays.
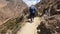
[[22, 0, 41, 7]]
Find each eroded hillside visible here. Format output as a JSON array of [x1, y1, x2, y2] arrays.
[[36, 0, 60, 34], [0, 0, 27, 25], [0, 0, 28, 34]]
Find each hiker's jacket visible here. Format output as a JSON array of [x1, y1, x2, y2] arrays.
[[29, 6, 36, 15]]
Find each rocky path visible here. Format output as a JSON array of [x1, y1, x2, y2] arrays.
[[17, 17, 43, 34]]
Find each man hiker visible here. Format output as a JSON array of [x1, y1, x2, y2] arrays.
[[28, 5, 36, 22]]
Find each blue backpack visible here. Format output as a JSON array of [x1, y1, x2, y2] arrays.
[[29, 6, 36, 14]]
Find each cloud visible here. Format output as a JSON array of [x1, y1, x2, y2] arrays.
[[22, 0, 41, 7]]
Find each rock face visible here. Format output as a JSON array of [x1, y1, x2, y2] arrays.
[[36, 0, 60, 16], [0, 0, 28, 34], [36, 0, 60, 34], [0, 0, 8, 8], [37, 15, 60, 34], [0, 0, 27, 25]]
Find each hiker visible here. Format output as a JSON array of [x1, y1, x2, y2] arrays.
[[28, 5, 36, 22]]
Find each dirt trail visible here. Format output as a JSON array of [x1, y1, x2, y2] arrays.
[[17, 17, 43, 34]]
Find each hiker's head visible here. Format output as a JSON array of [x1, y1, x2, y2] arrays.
[[30, 5, 36, 9]]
